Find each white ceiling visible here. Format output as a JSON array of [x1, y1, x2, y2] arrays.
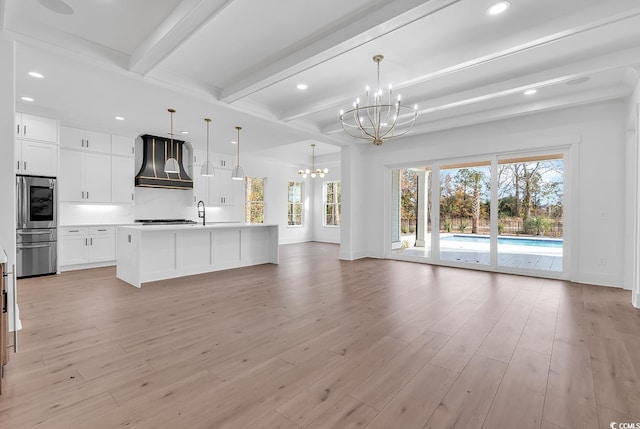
[[3, 0, 640, 162]]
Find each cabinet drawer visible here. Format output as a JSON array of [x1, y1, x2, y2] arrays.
[[89, 226, 115, 235], [61, 227, 89, 236]]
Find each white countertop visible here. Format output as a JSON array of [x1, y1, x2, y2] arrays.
[[118, 223, 276, 231]]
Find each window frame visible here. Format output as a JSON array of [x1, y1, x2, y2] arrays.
[[245, 176, 266, 224], [323, 180, 341, 227], [287, 181, 304, 227]]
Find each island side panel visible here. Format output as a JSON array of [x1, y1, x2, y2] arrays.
[[139, 230, 178, 284], [269, 225, 279, 264], [116, 227, 141, 288], [211, 228, 242, 270]]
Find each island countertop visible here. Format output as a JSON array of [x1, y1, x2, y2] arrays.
[[116, 223, 279, 287], [117, 222, 274, 231]]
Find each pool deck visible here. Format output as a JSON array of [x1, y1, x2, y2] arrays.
[[393, 233, 563, 272]]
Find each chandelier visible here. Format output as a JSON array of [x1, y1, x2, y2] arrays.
[[339, 55, 418, 145], [298, 144, 328, 178]]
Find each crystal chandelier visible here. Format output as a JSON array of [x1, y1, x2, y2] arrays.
[[340, 55, 418, 145], [298, 144, 328, 178]]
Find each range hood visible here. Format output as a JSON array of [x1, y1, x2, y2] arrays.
[[135, 134, 193, 190]]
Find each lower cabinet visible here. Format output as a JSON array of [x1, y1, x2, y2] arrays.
[[59, 226, 116, 270], [0, 261, 6, 394]]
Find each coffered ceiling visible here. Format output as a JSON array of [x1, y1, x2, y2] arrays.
[[3, 0, 640, 160]]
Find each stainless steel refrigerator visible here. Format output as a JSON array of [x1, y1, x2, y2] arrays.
[[16, 176, 57, 278]]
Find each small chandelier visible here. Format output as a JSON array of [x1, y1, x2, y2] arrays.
[[339, 55, 418, 145], [164, 108, 180, 173], [298, 144, 328, 178]]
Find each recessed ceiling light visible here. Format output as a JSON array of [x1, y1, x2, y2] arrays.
[[567, 76, 590, 86], [297, 84, 308, 90], [37, 0, 74, 15], [487, 1, 510, 15], [231, 140, 237, 145], [21, 96, 34, 102], [524, 89, 537, 96], [115, 116, 125, 121], [180, 130, 189, 135], [29, 71, 44, 78]]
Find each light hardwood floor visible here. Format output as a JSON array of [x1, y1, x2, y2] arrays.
[[1, 242, 639, 428]]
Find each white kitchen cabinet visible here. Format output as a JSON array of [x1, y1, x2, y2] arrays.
[[189, 150, 235, 206], [210, 169, 234, 205], [15, 113, 58, 143], [111, 135, 135, 157], [212, 153, 235, 169], [15, 139, 58, 176], [59, 149, 111, 202], [112, 156, 135, 203], [60, 126, 111, 153], [59, 226, 116, 269], [191, 169, 209, 205]]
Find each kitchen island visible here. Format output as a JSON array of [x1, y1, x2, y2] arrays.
[[116, 223, 278, 287]]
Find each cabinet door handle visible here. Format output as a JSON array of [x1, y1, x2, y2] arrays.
[[81, 139, 84, 147], [69, 230, 80, 232], [24, 125, 27, 135], [131, 193, 134, 201], [131, 147, 134, 155], [82, 191, 85, 199], [85, 238, 88, 246], [90, 238, 93, 245], [87, 191, 89, 199], [87, 140, 89, 148], [23, 161, 26, 170], [17, 161, 20, 170], [17, 124, 20, 135]]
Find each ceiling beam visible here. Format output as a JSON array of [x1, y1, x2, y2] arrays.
[[129, 0, 234, 75], [282, 7, 640, 123], [219, 0, 462, 104]]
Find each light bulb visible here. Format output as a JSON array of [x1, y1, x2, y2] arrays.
[[323, 168, 328, 174], [298, 169, 304, 174], [319, 173, 325, 178], [305, 169, 310, 174], [311, 172, 316, 178], [302, 173, 308, 178]]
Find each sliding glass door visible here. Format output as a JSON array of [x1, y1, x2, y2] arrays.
[[496, 154, 564, 272], [390, 150, 566, 277], [439, 162, 491, 265]]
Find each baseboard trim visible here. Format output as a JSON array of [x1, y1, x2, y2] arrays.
[[633, 290, 640, 309]]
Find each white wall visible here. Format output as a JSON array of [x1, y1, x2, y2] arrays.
[[242, 155, 313, 244], [0, 33, 18, 331], [342, 100, 628, 288], [311, 157, 341, 244], [626, 79, 640, 308]]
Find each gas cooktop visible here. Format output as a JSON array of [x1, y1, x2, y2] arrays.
[[134, 219, 197, 225]]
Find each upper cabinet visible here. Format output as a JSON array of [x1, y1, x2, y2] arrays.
[[111, 135, 135, 157], [15, 113, 58, 143], [60, 126, 111, 154], [188, 148, 236, 206], [15, 140, 58, 177]]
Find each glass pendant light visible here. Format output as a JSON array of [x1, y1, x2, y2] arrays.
[[231, 126, 245, 180], [200, 118, 215, 176], [164, 108, 180, 174]]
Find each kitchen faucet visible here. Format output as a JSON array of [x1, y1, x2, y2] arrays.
[[197, 200, 205, 226]]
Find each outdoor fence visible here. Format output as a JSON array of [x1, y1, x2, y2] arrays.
[[401, 217, 563, 238]]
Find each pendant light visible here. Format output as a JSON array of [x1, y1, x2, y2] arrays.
[[164, 108, 180, 174], [231, 126, 245, 180], [200, 118, 215, 176]]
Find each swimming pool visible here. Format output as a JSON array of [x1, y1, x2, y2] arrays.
[[440, 234, 563, 248]]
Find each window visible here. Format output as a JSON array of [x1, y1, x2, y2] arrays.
[[245, 176, 265, 224], [323, 181, 341, 226], [287, 181, 303, 226]]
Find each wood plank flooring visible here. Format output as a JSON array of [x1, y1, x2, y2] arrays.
[[1, 242, 639, 428]]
